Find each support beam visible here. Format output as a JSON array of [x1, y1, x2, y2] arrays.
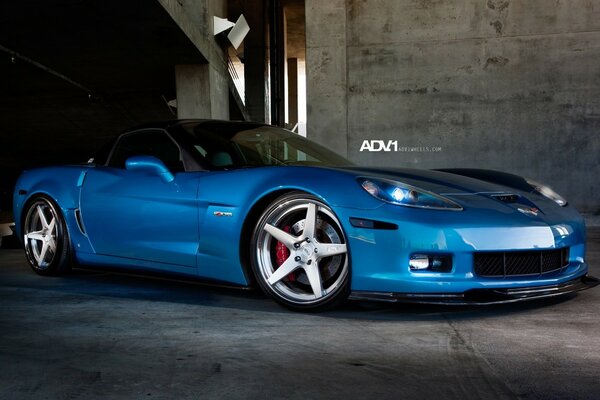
[[243, 0, 267, 123], [269, 0, 286, 126], [160, 0, 231, 120]]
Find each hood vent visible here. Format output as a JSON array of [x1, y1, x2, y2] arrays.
[[492, 194, 520, 203]]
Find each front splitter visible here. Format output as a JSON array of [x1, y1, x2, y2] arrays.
[[348, 275, 600, 305]]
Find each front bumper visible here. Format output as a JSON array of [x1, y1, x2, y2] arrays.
[[349, 275, 599, 305], [333, 202, 589, 294]]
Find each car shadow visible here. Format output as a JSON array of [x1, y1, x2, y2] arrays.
[[0, 257, 581, 322], [331, 294, 578, 321]]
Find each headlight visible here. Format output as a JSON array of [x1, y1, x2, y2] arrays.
[[526, 178, 567, 207], [358, 177, 463, 210]]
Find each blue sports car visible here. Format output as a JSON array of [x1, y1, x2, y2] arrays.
[[13, 120, 598, 311]]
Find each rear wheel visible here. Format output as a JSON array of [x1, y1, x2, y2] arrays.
[[23, 196, 71, 275], [251, 192, 350, 311]]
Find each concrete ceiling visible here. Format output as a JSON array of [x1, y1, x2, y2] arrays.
[[0, 0, 206, 171]]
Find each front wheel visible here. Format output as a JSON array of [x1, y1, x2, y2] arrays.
[[251, 192, 350, 311], [23, 196, 71, 275]]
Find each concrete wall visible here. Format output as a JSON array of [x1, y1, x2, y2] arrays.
[[306, 0, 600, 213]]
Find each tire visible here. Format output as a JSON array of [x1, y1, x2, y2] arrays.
[[22, 195, 72, 276], [250, 191, 350, 311]]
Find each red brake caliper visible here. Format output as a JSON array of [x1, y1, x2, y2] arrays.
[[275, 226, 296, 281]]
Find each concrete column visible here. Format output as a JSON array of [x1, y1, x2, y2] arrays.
[[269, 0, 286, 126], [305, 0, 347, 156], [175, 64, 229, 120], [287, 58, 299, 127], [160, 0, 230, 120]]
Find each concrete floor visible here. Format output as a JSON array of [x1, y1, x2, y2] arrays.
[[0, 231, 599, 400]]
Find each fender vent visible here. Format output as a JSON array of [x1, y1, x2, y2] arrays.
[[74, 209, 86, 235]]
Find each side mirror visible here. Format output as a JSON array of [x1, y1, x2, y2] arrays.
[[125, 156, 175, 183]]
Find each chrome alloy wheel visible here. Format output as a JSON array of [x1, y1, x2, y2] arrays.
[[254, 196, 349, 306], [23, 199, 60, 270]]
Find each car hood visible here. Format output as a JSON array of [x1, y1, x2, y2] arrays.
[[331, 166, 524, 195], [322, 166, 581, 225]]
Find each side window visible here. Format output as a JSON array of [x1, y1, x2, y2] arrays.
[[108, 131, 185, 172]]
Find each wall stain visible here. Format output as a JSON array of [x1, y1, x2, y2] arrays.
[[511, 90, 554, 102], [490, 20, 503, 35], [360, 48, 398, 64], [415, 0, 444, 10], [487, 0, 510, 12], [458, 65, 474, 74], [319, 51, 332, 67], [484, 56, 509, 69], [400, 87, 429, 95], [347, 0, 358, 21]]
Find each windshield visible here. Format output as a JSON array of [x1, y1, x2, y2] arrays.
[[180, 122, 352, 169]]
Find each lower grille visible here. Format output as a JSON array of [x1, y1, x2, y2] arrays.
[[474, 248, 569, 277]]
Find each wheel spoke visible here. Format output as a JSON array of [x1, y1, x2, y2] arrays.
[[305, 263, 324, 299], [265, 224, 297, 248], [47, 217, 56, 236], [268, 256, 301, 285], [26, 231, 45, 241], [37, 205, 49, 229], [316, 243, 347, 258], [303, 203, 317, 239], [38, 241, 49, 264], [47, 237, 57, 253], [32, 244, 42, 264]]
